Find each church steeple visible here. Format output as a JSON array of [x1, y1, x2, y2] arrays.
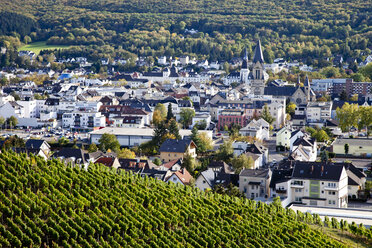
[[253, 40, 264, 64], [242, 48, 249, 69], [304, 75, 311, 101], [304, 75, 310, 87]]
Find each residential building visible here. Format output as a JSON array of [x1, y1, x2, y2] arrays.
[[306, 101, 332, 125], [217, 109, 248, 130], [272, 162, 348, 208], [276, 126, 292, 149], [62, 111, 106, 131], [239, 168, 271, 199], [159, 139, 197, 162]]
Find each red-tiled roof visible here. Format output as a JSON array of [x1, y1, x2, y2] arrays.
[[95, 157, 115, 167], [162, 159, 180, 169], [174, 168, 192, 185]]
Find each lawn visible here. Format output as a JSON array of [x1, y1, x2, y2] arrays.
[[18, 41, 71, 54]]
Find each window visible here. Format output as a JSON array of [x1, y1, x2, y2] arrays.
[[328, 182, 336, 188], [295, 188, 302, 193], [328, 191, 336, 195]]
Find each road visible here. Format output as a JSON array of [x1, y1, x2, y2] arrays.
[[290, 204, 372, 227], [265, 137, 286, 163]]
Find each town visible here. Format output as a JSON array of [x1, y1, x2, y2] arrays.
[[1, 39, 372, 215]]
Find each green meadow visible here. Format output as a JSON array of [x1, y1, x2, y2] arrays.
[[18, 41, 70, 54]]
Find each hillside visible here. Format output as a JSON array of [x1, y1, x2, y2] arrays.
[[0, 151, 370, 247], [0, 0, 371, 63]]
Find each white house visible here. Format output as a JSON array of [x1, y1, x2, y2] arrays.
[[276, 126, 292, 149], [62, 111, 106, 130], [239, 118, 269, 140]]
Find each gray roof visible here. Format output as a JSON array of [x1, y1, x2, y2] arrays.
[[292, 162, 344, 181], [25, 139, 49, 149], [333, 138, 372, 147], [253, 40, 264, 64], [159, 139, 194, 153], [240, 168, 270, 178]]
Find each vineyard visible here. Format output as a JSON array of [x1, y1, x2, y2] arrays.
[[0, 151, 370, 247]]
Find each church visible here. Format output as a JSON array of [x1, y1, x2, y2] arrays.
[[224, 40, 268, 96], [264, 76, 316, 104], [247, 40, 267, 95]]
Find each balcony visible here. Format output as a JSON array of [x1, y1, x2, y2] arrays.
[[275, 188, 287, 194], [324, 186, 338, 191], [290, 182, 304, 188]]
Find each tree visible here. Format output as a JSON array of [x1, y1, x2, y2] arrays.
[[166, 103, 174, 122], [98, 133, 120, 153], [321, 150, 329, 162], [58, 137, 69, 146], [4, 135, 25, 149], [223, 61, 230, 74], [195, 132, 213, 154], [10, 91, 20, 101], [228, 123, 241, 137], [344, 143, 349, 155], [359, 62, 372, 81], [152, 110, 164, 127], [6, 116, 18, 128], [231, 154, 254, 174], [153, 157, 162, 166], [155, 103, 167, 120], [182, 153, 197, 172], [215, 140, 234, 162], [313, 129, 329, 142], [261, 104, 275, 125], [339, 90, 348, 101], [179, 108, 195, 129], [0, 116, 5, 128], [152, 122, 167, 147], [286, 102, 296, 116], [336, 103, 359, 133], [349, 94, 358, 101], [195, 120, 207, 130], [358, 106, 372, 136], [168, 119, 181, 139], [117, 148, 136, 159], [87, 143, 98, 153]]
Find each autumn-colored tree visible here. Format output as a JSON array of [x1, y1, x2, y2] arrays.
[[231, 154, 254, 174], [117, 148, 136, 159]]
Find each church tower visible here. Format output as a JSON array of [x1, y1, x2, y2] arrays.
[[304, 75, 311, 102], [250, 40, 266, 95], [240, 48, 250, 84]]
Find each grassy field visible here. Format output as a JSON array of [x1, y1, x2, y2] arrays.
[[18, 41, 70, 54], [310, 225, 372, 248]]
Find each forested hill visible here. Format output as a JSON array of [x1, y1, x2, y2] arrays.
[[0, 0, 371, 63], [0, 151, 371, 247]]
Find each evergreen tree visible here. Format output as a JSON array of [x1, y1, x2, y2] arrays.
[[153, 122, 167, 146], [344, 143, 349, 155], [321, 150, 329, 162], [261, 104, 275, 125], [166, 103, 174, 122], [168, 119, 181, 140], [340, 90, 348, 101]]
